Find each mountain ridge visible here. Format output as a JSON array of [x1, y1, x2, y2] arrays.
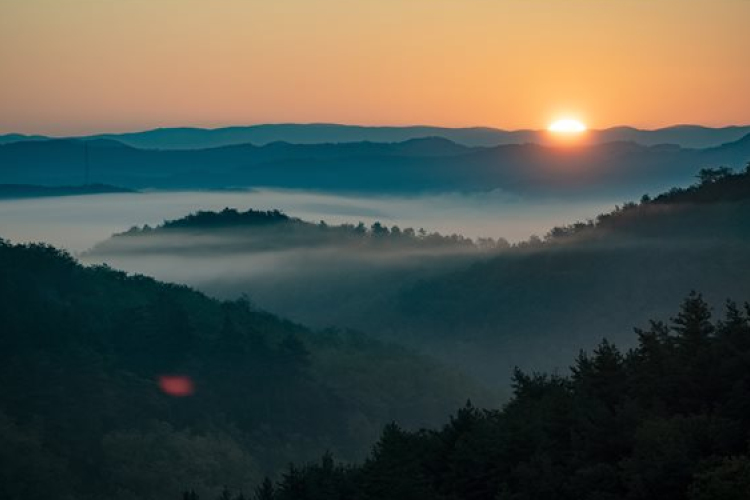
[[2, 123, 749, 149], [3, 133, 749, 195]]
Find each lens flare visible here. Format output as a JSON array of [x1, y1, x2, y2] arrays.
[[158, 375, 194, 397]]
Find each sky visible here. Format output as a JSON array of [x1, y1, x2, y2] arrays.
[[1, 0, 749, 136]]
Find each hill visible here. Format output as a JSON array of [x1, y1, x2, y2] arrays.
[[1, 135, 749, 196], [0, 240, 483, 500], [79, 165, 750, 386], [0, 133, 48, 145], [3, 123, 750, 149], [0, 183, 134, 199], [87, 207, 490, 255], [83, 209, 502, 331], [234, 294, 750, 500], [364, 166, 750, 381]]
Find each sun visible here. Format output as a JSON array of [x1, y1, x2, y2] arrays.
[[548, 118, 587, 134]]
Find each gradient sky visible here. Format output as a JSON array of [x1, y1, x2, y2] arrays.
[[1, 0, 749, 136]]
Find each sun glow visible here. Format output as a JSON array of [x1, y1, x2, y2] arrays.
[[548, 119, 587, 134]]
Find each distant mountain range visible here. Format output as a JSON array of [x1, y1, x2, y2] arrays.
[[0, 183, 134, 200], [2, 133, 749, 196], [2, 123, 750, 149]]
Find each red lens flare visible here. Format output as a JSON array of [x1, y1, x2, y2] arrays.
[[158, 375, 194, 397]]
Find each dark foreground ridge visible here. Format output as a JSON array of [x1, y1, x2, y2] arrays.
[[212, 293, 750, 500], [0, 239, 478, 500]]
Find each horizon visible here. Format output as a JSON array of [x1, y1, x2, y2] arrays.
[[4, 121, 750, 139]]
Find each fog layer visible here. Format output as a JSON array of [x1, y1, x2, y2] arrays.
[[0, 188, 614, 252]]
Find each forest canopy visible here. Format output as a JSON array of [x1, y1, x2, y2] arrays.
[[215, 293, 750, 500], [0, 239, 481, 500]]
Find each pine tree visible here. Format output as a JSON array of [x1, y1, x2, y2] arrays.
[[672, 292, 714, 357], [218, 486, 233, 500], [254, 477, 275, 500], [670, 292, 717, 411]]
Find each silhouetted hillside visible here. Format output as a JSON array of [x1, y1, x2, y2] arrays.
[[83, 208, 503, 332], [370, 165, 750, 381], [88, 208, 490, 256], [2, 135, 749, 195], [4, 123, 750, 149], [228, 294, 750, 500], [0, 133, 47, 145], [79, 166, 750, 387], [0, 240, 482, 500]]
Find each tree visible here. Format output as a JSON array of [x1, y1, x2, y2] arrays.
[[571, 339, 626, 410], [361, 423, 433, 500], [669, 293, 718, 412], [254, 478, 275, 500], [689, 456, 750, 500], [370, 222, 389, 236], [275, 465, 307, 500], [672, 292, 714, 355], [629, 321, 674, 409], [697, 167, 732, 185], [238, 293, 750, 500]]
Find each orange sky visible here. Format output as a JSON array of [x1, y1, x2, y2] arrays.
[[1, 0, 749, 136]]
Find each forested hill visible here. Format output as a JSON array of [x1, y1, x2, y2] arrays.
[[0, 240, 482, 500], [230, 294, 750, 500], [87, 208, 499, 257], [365, 165, 750, 382], [541, 165, 750, 242]]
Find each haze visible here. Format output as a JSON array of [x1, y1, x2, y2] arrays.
[[0, 189, 613, 253]]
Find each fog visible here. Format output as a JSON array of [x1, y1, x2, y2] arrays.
[[83, 226, 497, 329], [0, 188, 616, 253], [4, 184, 750, 394], [0, 187, 616, 354]]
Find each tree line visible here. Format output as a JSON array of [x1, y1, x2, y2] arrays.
[[0, 239, 476, 500], [206, 293, 750, 500]]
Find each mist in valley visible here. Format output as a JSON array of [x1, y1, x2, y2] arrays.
[[5, 178, 749, 386], [0, 187, 616, 252], [67, 175, 750, 391]]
